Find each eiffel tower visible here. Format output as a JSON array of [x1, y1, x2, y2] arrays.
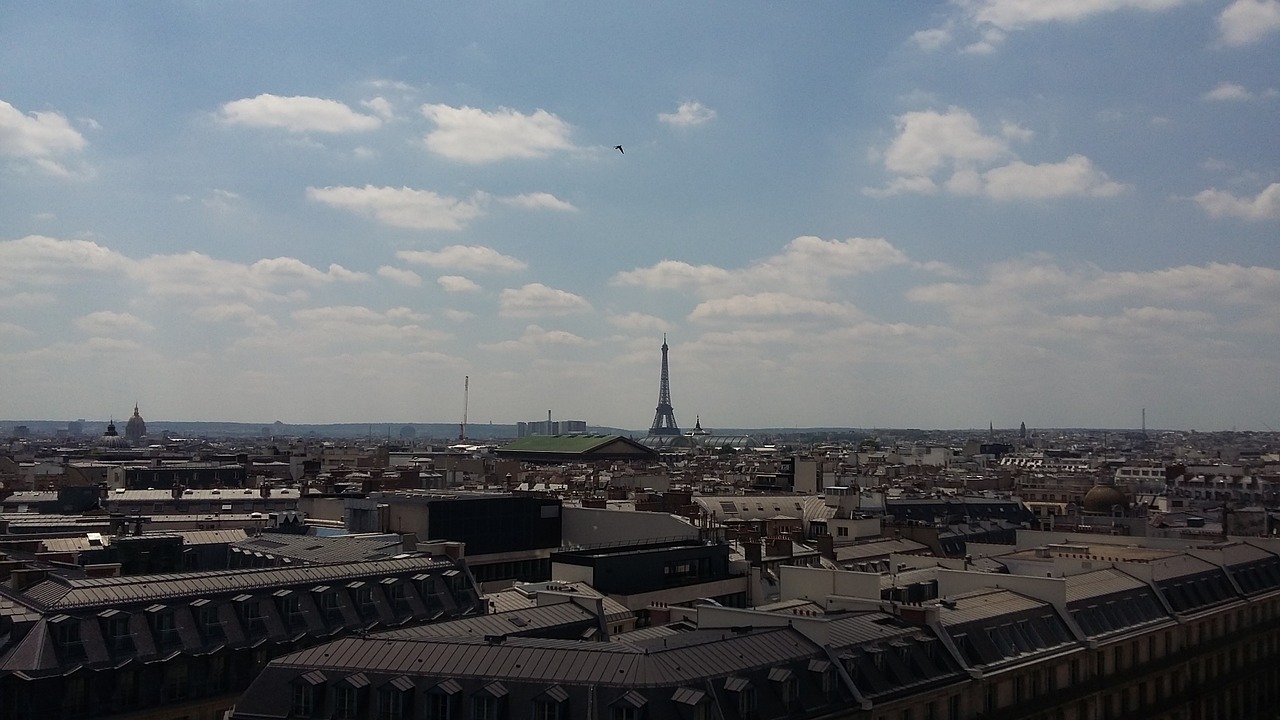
[[648, 335, 681, 436]]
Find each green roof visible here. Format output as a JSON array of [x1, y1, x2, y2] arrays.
[[495, 434, 657, 460]]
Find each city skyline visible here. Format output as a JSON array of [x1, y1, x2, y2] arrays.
[[2, 3, 1278, 431]]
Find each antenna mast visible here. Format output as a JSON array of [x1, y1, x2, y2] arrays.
[[459, 375, 469, 441]]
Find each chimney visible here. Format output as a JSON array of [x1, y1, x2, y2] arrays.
[[443, 542, 465, 561], [8, 568, 49, 591], [816, 533, 835, 560], [744, 541, 762, 564], [400, 533, 418, 553]]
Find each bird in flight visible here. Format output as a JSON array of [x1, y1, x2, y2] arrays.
[[614, 145, 624, 154]]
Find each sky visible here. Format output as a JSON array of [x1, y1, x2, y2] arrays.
[[1, 1, 1278, 431]]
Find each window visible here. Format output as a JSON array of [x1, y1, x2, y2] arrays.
[[390, 583, 412, 616], [334, 686, 359, 720], [241, 599, 265, 635], [356, 585, 377, 618], [279, 594, 304, 629], [737, 686, 757, 719], [424, 693, 451, 720], [52, 617, 85, 661], [378, 687, 408, 720], [154, 610, 179, 647], [471, 695, 499, 720], [612, 706, 639, 720], [114, 668, 139, 708], [533, 699, 564, 720], [293, 684, 316, 717], [163, 662, 189, 701], [318, 589, 343, 624], [104, 614, 132, 654], [837, 526, 850, 537], [197, 604, 223, 641]]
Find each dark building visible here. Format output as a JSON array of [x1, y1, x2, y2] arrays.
[[552, 538, 744, 606], [0, 555, 483, 720], [125, 462, 247, 489]]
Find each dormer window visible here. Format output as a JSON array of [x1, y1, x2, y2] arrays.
[[424, 678, 459, 720], [292, 671, 326, 717], [235, 594, 265, 635], [50, 615, 85, 661], [333, 673, 369, 720], [275, 589, 305, 629], [611, 690, 647, 720], [724, 677, 756, 719], [99, 609, 133, 654], [672, 687, 709, 720], [532, 685, 569, 720], [471, 681, 507, 720], [147, 604, 180, 648], [192, 599, 223, 642], [769, 667, 799, 707], [378, 676, 415, 720]]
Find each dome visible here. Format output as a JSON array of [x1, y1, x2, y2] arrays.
[[96, 419, 132, 449], [1083, 484, 1128, 513], [124, 404, 146, 443]]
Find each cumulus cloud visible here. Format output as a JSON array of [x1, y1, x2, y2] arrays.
[[193, 303, 278, 330], [483, 324, 592, 352], [397, 245, 527, 273], [377, 266, 423, 287], [218, 94, 382, 133], [0, 235, 128, 286], [437, 275, 481, 293], [420, 103, 574, 163], [75, 311, 153, 336], [910, 26, 953, 51], [962, 0, 1191, 32], [306, 185, 484, 231], [237, 305, 446, 351], [658, 101, 718, 127], [0, 100, 89, 176], [500, 192, 577, 212], [867, 107, 1124, 200], [1203, 82, 1255, 101], [1217, 0, 1280, 46], [1193, 183, 1280, 220], [688, 293, 860, 322], [361, 96, 395, 120], [442, 308, 475, 322], [607, 312, 672, 332], [613, 236, 911, 299], [499, 283, 592, 318]]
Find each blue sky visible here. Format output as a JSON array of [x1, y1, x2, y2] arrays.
[[2, 1, 1278, 430]]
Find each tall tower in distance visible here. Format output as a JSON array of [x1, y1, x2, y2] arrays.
[[648, 335, 681, 436]]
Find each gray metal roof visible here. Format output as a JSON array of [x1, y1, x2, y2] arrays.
[[4, 556, 454, 611], [1064, 568, 1147, 603]]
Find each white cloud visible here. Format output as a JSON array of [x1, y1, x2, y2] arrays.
[[483, 324, 592, 352], [501, 192, 578, 212], [910, 26, 953, 50], [398, 245, 527, 273], [237, 305, 446, 351], [203, 188, 241, 212], [74, 311, 153, 336], [306, 185, 484, 231], [193, 303, 278, 330], [658, 101, 718, 127], [1193, 183, 1280, 220], [962, 0, 1192, 32], [1203, 82, 1256, 101], [442, 309, 474, 322], [0, 235, 128, 287], [499, 283, 592, 318], [377, 266, 423, 287], [977, 155, 1128, 199], [132, 253, 366, 303], [218, 94, 381, 133], [0, 291, 55, 308], [437, 275, 481, 293], [870, 108, 1123, 200], [882, 107, 1010, 177], [0, 100, 89, 176], [420, 103, 574, 163], [361, 96, 395, 120], [689, 293, 860, 322], [1217, 0, 1280, 46], [607, 312, 672, 333], [0, 322, 32, 337], [614, 236, 912, 299]]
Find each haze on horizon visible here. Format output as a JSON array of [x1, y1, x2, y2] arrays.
[[1, 2, 1278, 432]]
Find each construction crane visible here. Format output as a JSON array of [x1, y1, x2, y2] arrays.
[[458, 375, 469, 442]]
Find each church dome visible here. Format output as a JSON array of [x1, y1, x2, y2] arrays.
[[97, 419, 132, 449], [125, 404, 146, 443], [1083, 484, 1128, 513]]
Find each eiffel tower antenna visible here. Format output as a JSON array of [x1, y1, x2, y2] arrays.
[[648, 334, 681, 436]]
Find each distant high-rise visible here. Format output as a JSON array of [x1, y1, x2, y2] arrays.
[[648, 335, 681, 436]]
